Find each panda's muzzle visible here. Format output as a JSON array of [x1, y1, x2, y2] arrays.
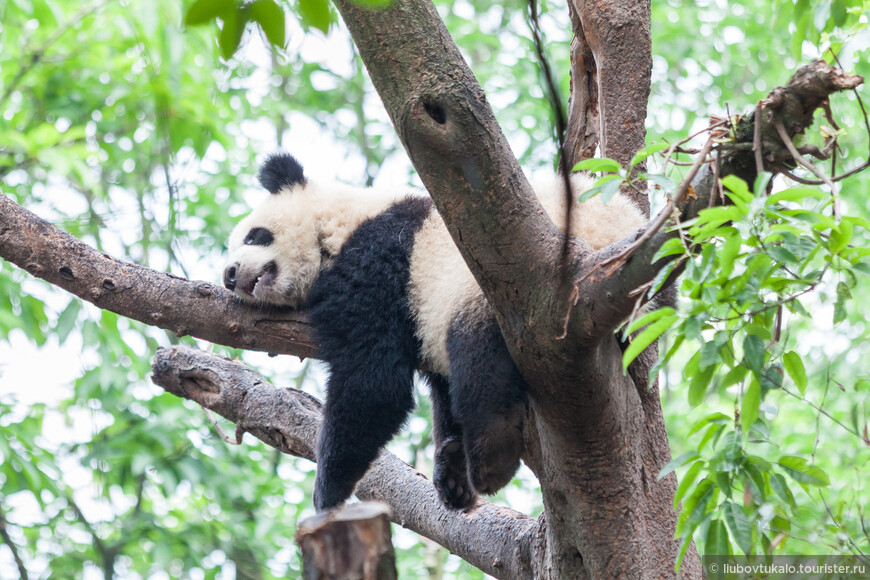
[[224, 261, 278, 298]]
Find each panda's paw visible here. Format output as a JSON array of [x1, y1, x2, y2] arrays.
[[433, 437, 476, 510], [466, 418, 524, 495]]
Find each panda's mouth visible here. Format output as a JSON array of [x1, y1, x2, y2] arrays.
[[243, 261, 278, 296]]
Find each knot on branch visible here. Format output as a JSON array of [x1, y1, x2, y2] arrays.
[[761, 59, 864, 131]]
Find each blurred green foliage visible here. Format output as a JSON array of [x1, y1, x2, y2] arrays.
[[0, 0, 868, 577]]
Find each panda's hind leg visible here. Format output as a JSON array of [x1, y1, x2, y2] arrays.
[[447, 313, 527, 495], [425, 373, 476, 510]]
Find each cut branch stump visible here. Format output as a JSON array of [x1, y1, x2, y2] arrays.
[[296, 502, 397, 580]]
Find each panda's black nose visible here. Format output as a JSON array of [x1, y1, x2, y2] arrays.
[[224, 264, 238, 291]]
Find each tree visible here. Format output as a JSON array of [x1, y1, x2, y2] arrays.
[[1, 0, 868, 578]]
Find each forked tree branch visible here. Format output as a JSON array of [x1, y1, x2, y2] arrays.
[[151, 345, 541, 580]]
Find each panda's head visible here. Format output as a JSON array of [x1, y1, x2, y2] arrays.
[[224, 153, 323, 308]]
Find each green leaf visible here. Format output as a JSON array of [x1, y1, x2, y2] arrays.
[[687, 413, 732, 437], [770, 472, 797, 508], [673, 460, 705, 509], [622, 313, 678, 371], [741, 378, 761, 434], [676, 477, 715, 537], [652, 237, 687, 262], [297, 0, 330, 34], [743, 335, 765, 375], [572, 157, 622, 174], [753, 171, 773, 196], [829, 220, 854, 253], [766, 187, 828, 205], [705, 518, 731, 557], [185, 0, 234, 26], [218, 5, 249, 60], [723, 502, 753, 554], [658, 451, 700, 480], [250, 0, 287, 45], [55, 300, 82, 344], [642, 172, 676, 193], [833, 281, 851, 324], [577, 174, 622, 203], [626, 306, 677, 335], [688, 365, 716, 407], [721, 175, 752, 210], [782, 351, 807, 396], [630, 143, 670, 168], [777, 456, 830, 487]]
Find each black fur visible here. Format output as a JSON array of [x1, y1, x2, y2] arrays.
[[445, 312, 526, 495], [308, 196, 432, 511], [299, 193, 528, 512], [243, 227, 274, 246], [258, 153, 306, 194]]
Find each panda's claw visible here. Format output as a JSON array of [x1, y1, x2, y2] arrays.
[[433, 437, 477, 510]]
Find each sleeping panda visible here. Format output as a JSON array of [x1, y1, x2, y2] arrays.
[[224, 153, 646, 511]]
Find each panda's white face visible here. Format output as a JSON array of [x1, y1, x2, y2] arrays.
[[225, 190, 325, 307], [224, 153, 412, 308]]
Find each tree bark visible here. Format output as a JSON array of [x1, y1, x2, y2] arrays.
[[297, 502, 397, 580]]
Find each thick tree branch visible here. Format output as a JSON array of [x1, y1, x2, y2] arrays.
[[151, 346, 541, 580], [0, 194, 317, 358], [566, 60, 865, 342]]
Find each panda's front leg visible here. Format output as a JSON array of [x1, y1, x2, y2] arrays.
[[447, 316, 527, 496], [313, 365, 415, 511], [426, 373, 477, 510]]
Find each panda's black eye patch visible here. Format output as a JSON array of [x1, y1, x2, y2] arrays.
[[244, 227, 274, 246]]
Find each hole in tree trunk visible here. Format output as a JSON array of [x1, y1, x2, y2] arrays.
[[423, 100, 447, 124]]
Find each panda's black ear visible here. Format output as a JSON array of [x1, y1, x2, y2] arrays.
[[258, 153, 306, 194]]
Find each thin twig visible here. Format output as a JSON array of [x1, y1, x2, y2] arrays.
[[527, 0, 573, 280], [753, 101, 765, 174], [773, 120, 841, 221], [204, 408, 243, 445]]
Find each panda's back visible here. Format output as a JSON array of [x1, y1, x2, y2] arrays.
[[308, 195, 434, 370]]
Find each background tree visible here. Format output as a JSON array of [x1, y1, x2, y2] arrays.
[[1, 0, 868, 578]]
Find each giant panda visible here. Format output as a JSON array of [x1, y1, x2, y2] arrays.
[[224, 153, 646, 511]]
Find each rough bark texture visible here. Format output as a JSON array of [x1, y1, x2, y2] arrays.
[[565, 2, 599, 170], [296, 502, 397, 580], [0, 195, 317, 358], [568, 0, 652, 213], [151, 346, 541, 580]]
